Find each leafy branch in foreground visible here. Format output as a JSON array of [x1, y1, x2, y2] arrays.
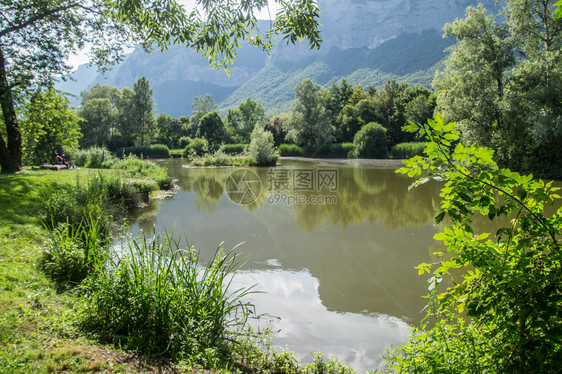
[[383, 114, 562, 373]]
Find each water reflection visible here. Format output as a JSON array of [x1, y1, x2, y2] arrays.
[[233, 270, 411, 371], [141, 159, 441, 372], [165, 160, 442, 232]]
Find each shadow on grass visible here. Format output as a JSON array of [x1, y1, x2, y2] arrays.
[[0, 173, 54, 227]]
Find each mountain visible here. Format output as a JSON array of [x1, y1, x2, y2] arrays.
[[58, 0, 501, 116], [56, 63, 99, 107]]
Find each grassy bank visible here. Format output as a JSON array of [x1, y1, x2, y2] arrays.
[[0, 168, 359, 373], [0, 168, 161, 372]]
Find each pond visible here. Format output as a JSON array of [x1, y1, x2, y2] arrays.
[[130, 158, 447, 372]]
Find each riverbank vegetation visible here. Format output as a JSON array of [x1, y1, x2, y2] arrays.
[[378, 115, 562, 372], [0, 167, 363, 373]]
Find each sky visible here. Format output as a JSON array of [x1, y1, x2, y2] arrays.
[[67, 0, 279, 69]]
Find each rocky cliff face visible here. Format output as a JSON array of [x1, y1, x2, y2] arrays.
[[272, 0, 499, 60]]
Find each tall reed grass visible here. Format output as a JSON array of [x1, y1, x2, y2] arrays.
[[73, 146, 116, 168], [79, 234, 255, 360], [278, 144, 305, 157], [112, 155, 172, 190], [306, 143, 356, 158], [40, 214, 110, 289], [191, 150, 254, 167], [221, 144, 248, 155], [119, 144, 171, 159], [390, 142, 426, 159]]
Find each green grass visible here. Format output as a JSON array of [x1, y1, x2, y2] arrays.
[[0, 168, 161, 373], [221, 144, 248, 155], [73, 146, 116, 168]]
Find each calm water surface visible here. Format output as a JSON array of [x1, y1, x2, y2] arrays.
[[131, 158, 446, 372]]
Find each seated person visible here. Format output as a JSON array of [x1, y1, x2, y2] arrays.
[[54, 152, 64, 164]]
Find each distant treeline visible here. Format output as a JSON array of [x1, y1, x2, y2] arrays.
[[72, 77, 435, 161]]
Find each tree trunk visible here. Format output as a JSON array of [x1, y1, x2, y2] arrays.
[[0, 46, 22, 173]]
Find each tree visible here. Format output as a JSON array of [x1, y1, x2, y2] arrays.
[[352, 122, 388, 159], [433, 5, 515, 148], [433, 1, 561, 177], [404, 93, 436, 126], [20, 89, 81, 164], [264, 114, 289, 146], [197, 111, 227, 146], [285, 78, 333, 148], [227, 98, 265, 143], [323, 79, 354, 141], [0, 0, 321, 173], [156, 113, 184, 149], [190, 95, 219, 136], [248, 125, 277, 166], [78, 98, 118, 148], [78, 84, 123, 148], [81, 84, 122, 105], [131, 77, 156, 146], [116, 87, 136, 146], [340, 99, 378, 143]]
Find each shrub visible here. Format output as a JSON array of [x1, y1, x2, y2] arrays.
[[390, 142, 426, 159], [352, 122, 388, 159], [278, 144, 304, 157], [221, 144, 248, 155], [79, 234, 255, 360], [178, 136, 191, 149], [120, 145, 170, 159], [386, 115, 562, 372], [74, 146, 116, 168], [248, 126, 277, 166], [183, 137, 209, 158]]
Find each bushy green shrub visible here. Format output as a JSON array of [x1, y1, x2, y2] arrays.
[[73, 146, 116, 168], [248, 126, 277, 166], [183, 137, 209, 158], [278, 144, 304, 156], [178, 136, 191, 149], [120, 145, 170, 159], [79, 235, 254, 359], [221, 144, 247, 155], [352, 122, 388, 159], [390, 142, 426, 159]]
